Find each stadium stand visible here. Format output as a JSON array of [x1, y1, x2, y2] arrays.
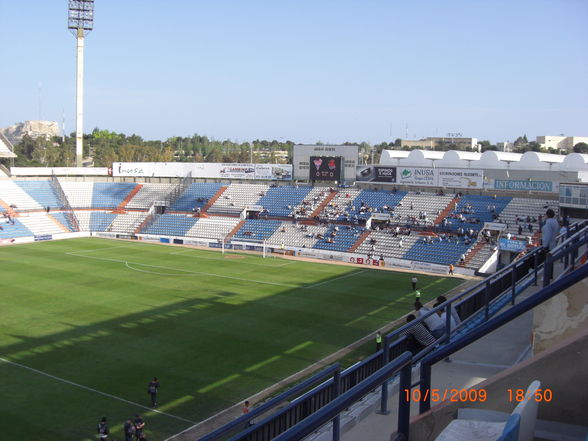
[[89, 211, 118, 232], [445, 195, 512, 232], [185, 216, 241, 240], [124, 183, 176, 209], [291, 187, 332, 219], [403, 234, 472, 265], [207, 183, 269, 215], [393, 191, 454, 226], [91, 183, 137, 209], [107, 212, 148, 233], [18, 214, 69, 235], [59, 181, 95, 208], [232, 219, 282, 242], [0, 218, 33, 238], [142, 213, 198, 237], [354, 231, 421, 259], [313, 225, 365, 252], [0, 180, 44, 211], [51, 212, 76, 232], [15, 180, 63, 210], [256, 185, 313, 217], [266, 223, 326, 248], [169, 182, 224, 212]]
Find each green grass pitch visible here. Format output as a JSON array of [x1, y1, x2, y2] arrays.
[[0, 238, 463, 440]]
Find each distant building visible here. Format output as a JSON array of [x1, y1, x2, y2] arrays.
[[497, 142, 514, 152], [537, 136, 588, 152], [400, 137, 478, 151]]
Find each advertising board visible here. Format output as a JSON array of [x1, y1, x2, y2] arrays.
[[438, 169, 484, 189], [396, 167, 437, 187], [356, 166, 397, 183], [309, 156, 341, 181], [499, 238, 527, 252], [112, 162, 292, 180]]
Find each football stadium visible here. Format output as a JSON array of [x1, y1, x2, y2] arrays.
[[2, 2, 588, 441]]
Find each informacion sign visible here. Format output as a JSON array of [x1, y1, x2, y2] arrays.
[[499, 238, 527, 252], [494, 180, 553, 192]]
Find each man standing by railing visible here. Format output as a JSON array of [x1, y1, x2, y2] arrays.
[[541, 209, 559, 251]]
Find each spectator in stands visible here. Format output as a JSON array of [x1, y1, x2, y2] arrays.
[[434, 301, 457, 331], [541, 209, 559, 251], [437, 295, 462, 325], [401, 314, 436, 353], [459, 254, 465, 265], [414, 300, 444, 338]]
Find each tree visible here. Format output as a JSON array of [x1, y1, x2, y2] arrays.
[[573, 142, 588, 154]]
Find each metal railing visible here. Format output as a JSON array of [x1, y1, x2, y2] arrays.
[[50, 174, 80, 231], [165, 172, 193, 207]]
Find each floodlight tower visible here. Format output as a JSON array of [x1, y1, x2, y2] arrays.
[[68, 0, 94, 167]]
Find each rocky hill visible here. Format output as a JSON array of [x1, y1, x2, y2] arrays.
[[0, 120, 60, 145]]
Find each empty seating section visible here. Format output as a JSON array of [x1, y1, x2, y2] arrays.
[[89, 212, 117, 232], [74, 211, 92, 231], [18, 214, 68, 236], [169, 182, 223, 212], [108, 212, 148, 233], [355, 232, 421, 259], [0, 218, 33, 239], [92, 183, 137, 209], [267, 223, 326, 248], [185, 217, 240, 240], [15, 180, 63, 209], [393, 192, 453, 226], [313, 225, 364, 252], [208, 184, 269, 215], [445, 195, 511, 232], [0, 180, 44, 210], [60, 181, 94, 208], [256, 186, 313, 217], [232, 219, 282, 242], [51, 212, 76, 232], [142, 214, 197, 237], [404, 236, 472, 265], [125, 184, 175, 209]]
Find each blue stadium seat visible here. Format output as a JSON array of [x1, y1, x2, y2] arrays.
[[170, 183, 224, 212], [256, 186, 313, 217], [313, 225, 363, 252], [92, 183, 137, 209], [142, 214, 198, 236], [339, 190, 407, 221], [15, 180, 63, 209], [233, 219, 282, 242]]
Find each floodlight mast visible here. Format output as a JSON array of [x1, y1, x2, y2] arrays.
[[68, 0, 94, 167]]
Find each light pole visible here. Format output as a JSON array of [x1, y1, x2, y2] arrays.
[[68, 1, 94, 167]]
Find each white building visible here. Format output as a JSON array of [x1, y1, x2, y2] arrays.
[[536, 136, 588, 152]]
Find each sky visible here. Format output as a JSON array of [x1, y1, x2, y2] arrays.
[[0, 0, 587, 145]]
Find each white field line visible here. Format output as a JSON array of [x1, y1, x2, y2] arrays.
[[0, 356, 196, 425], [304, 269, 369, 289], [65, 252, 300, 288], [169, 248, 295, 268]]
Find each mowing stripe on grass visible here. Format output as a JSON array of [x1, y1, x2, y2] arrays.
[[0, 356, 196, 425], [169, 248, 296, 268], [65, 252, 300, 287], [304, 269, 369, 288]]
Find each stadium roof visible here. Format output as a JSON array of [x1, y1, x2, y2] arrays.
[[0, 133, 17, 158]]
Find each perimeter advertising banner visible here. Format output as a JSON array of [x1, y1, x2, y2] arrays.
[[438, 169, 484, 189], [309, 156, 341, 181], [356, 166, 397, 183], [112, 162, 292, 180], [396, 167, 437, 187]]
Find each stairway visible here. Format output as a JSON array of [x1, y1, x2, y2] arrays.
[[202, 186, 229, 213], [113, 184, 143, 214], [48, 214, 71, 232], [464, 240, 487, 267], [434, 196, 460, 225], [309, 191, 338, 218], [349, 229, 371, 253], [224, 220, 245, 241]]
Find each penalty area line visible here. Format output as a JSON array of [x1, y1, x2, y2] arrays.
[[0, 356, 196, 425], [304, 269, 369, 289]]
